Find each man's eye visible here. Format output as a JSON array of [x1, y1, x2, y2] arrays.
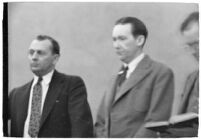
[[119, 37, 126, 41], [37, 51, 42, 55], [29, 50, 34, 55], [187, 41, 199, 47], [37, 51, 46, 55]]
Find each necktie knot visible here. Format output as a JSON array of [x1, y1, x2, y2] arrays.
[[37, 77, 43, 84], [117, 66, 129, 86], [122, 66, 128, 72], [119, 66, 128, 75]]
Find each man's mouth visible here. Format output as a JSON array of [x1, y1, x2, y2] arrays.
[[116, 51, 124, 55], [31, 63, 39, 67]]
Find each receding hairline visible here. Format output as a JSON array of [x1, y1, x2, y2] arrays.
[[29, 39, 56, 54], [33, 35, 60, 55]]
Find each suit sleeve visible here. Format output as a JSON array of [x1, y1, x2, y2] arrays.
[[7, 89, 16, 137], [68, 76, 94, 137], [94, 93, 107, 137], [8, 89, 15, 119], [134, 67, 174, 137]]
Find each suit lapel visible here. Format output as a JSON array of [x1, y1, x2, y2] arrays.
[[40, 70, 64, 128], [178, 71, 198, 114], [113, 55, 152, 103]]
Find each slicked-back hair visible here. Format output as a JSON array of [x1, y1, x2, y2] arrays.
[[115, 17, 148, 41], [180, 12, 199, 33], [36, 35, 60, 55]]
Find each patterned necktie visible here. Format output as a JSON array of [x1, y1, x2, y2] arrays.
[[117, 66, 128, 87], [28, 77, 43, 137]]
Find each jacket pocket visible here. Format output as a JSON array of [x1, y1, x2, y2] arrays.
[[132, 87, 151, 112]]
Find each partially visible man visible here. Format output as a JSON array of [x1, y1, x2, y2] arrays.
[[179, 11, 199, 115], [95, 17, 174, 137], [8, 35, 93, 137], [161, 11, 199, 138]]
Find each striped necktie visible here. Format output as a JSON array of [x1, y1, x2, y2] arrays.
[[28, 77, 43, 137], [117, 66, 128, 87]]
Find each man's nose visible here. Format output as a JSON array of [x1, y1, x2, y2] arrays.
[[113, 41, 121, 49], [31, 52, 39, 61]]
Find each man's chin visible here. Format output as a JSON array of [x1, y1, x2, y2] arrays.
[[119, 57, 129, 64], [193, 53, 199, 62], [119, 56, 125, 61], [31, 68, 42, 76]]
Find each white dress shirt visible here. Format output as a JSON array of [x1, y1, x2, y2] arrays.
[[119, 53, 145, 79], [23, 70, 54, 137]]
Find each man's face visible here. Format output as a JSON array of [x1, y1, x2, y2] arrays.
[[28, 39, 59, 76], [183, 21, 199, 61], [112, 24, 142, 64]]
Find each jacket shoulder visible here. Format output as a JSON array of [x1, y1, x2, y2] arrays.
[[149, 57, 173, 74], [10, 81, 32, 94], [55, 71, 84, 84]]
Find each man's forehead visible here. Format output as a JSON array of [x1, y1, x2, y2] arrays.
[[113, 24, 132, 36], [29, 39, 52, 50]]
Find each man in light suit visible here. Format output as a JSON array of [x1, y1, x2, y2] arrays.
[[8, 35, 93, 137], [95, 17, 174, 137], [161, 12, 199, 138]]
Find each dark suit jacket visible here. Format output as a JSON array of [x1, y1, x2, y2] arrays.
[[95, 55, 174, 138], [9, 70, 93, 137], [161, 70, 199, 138], [178, 70, 199, 114]]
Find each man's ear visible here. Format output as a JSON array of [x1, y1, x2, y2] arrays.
[[136, 35, 145, 46], [53, 54, 60, 65]]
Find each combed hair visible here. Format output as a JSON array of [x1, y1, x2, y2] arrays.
[[36, 35, 60, 55], [115, 17, 148, 39], [180, 12, 199, 32]]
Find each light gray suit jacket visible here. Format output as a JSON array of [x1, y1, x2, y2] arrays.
[[95, 55, 174, 138]]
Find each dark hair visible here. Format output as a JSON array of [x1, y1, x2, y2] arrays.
[[180, 12, 199, 32], [36, 35, 60, 55], [115, 17, 148, 40]]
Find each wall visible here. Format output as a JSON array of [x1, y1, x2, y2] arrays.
[[8, 2, 198, 121]]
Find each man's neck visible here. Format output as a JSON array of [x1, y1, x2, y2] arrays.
[[33, 69, 55, 78], [126, 50, 143, 65]]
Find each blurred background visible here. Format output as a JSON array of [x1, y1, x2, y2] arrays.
[[8, 2, 198, 121]]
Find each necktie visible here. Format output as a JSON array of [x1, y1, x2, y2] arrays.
[[117, 66, 128, 87], [28, 77, 43, 137]]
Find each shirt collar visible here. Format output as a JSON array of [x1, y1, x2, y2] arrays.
[[126, 53, 145, 71], [33, 70, 54, 85], [119, 53, 145, 76]]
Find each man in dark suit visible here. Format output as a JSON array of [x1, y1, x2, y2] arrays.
[[94, 17, 174, 138], [161, 12, 199, 138], [8, 35, 93, 137]]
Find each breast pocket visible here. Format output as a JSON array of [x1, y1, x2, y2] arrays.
[[132, 86, 151, 112], [133, 99, 149, 112]]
